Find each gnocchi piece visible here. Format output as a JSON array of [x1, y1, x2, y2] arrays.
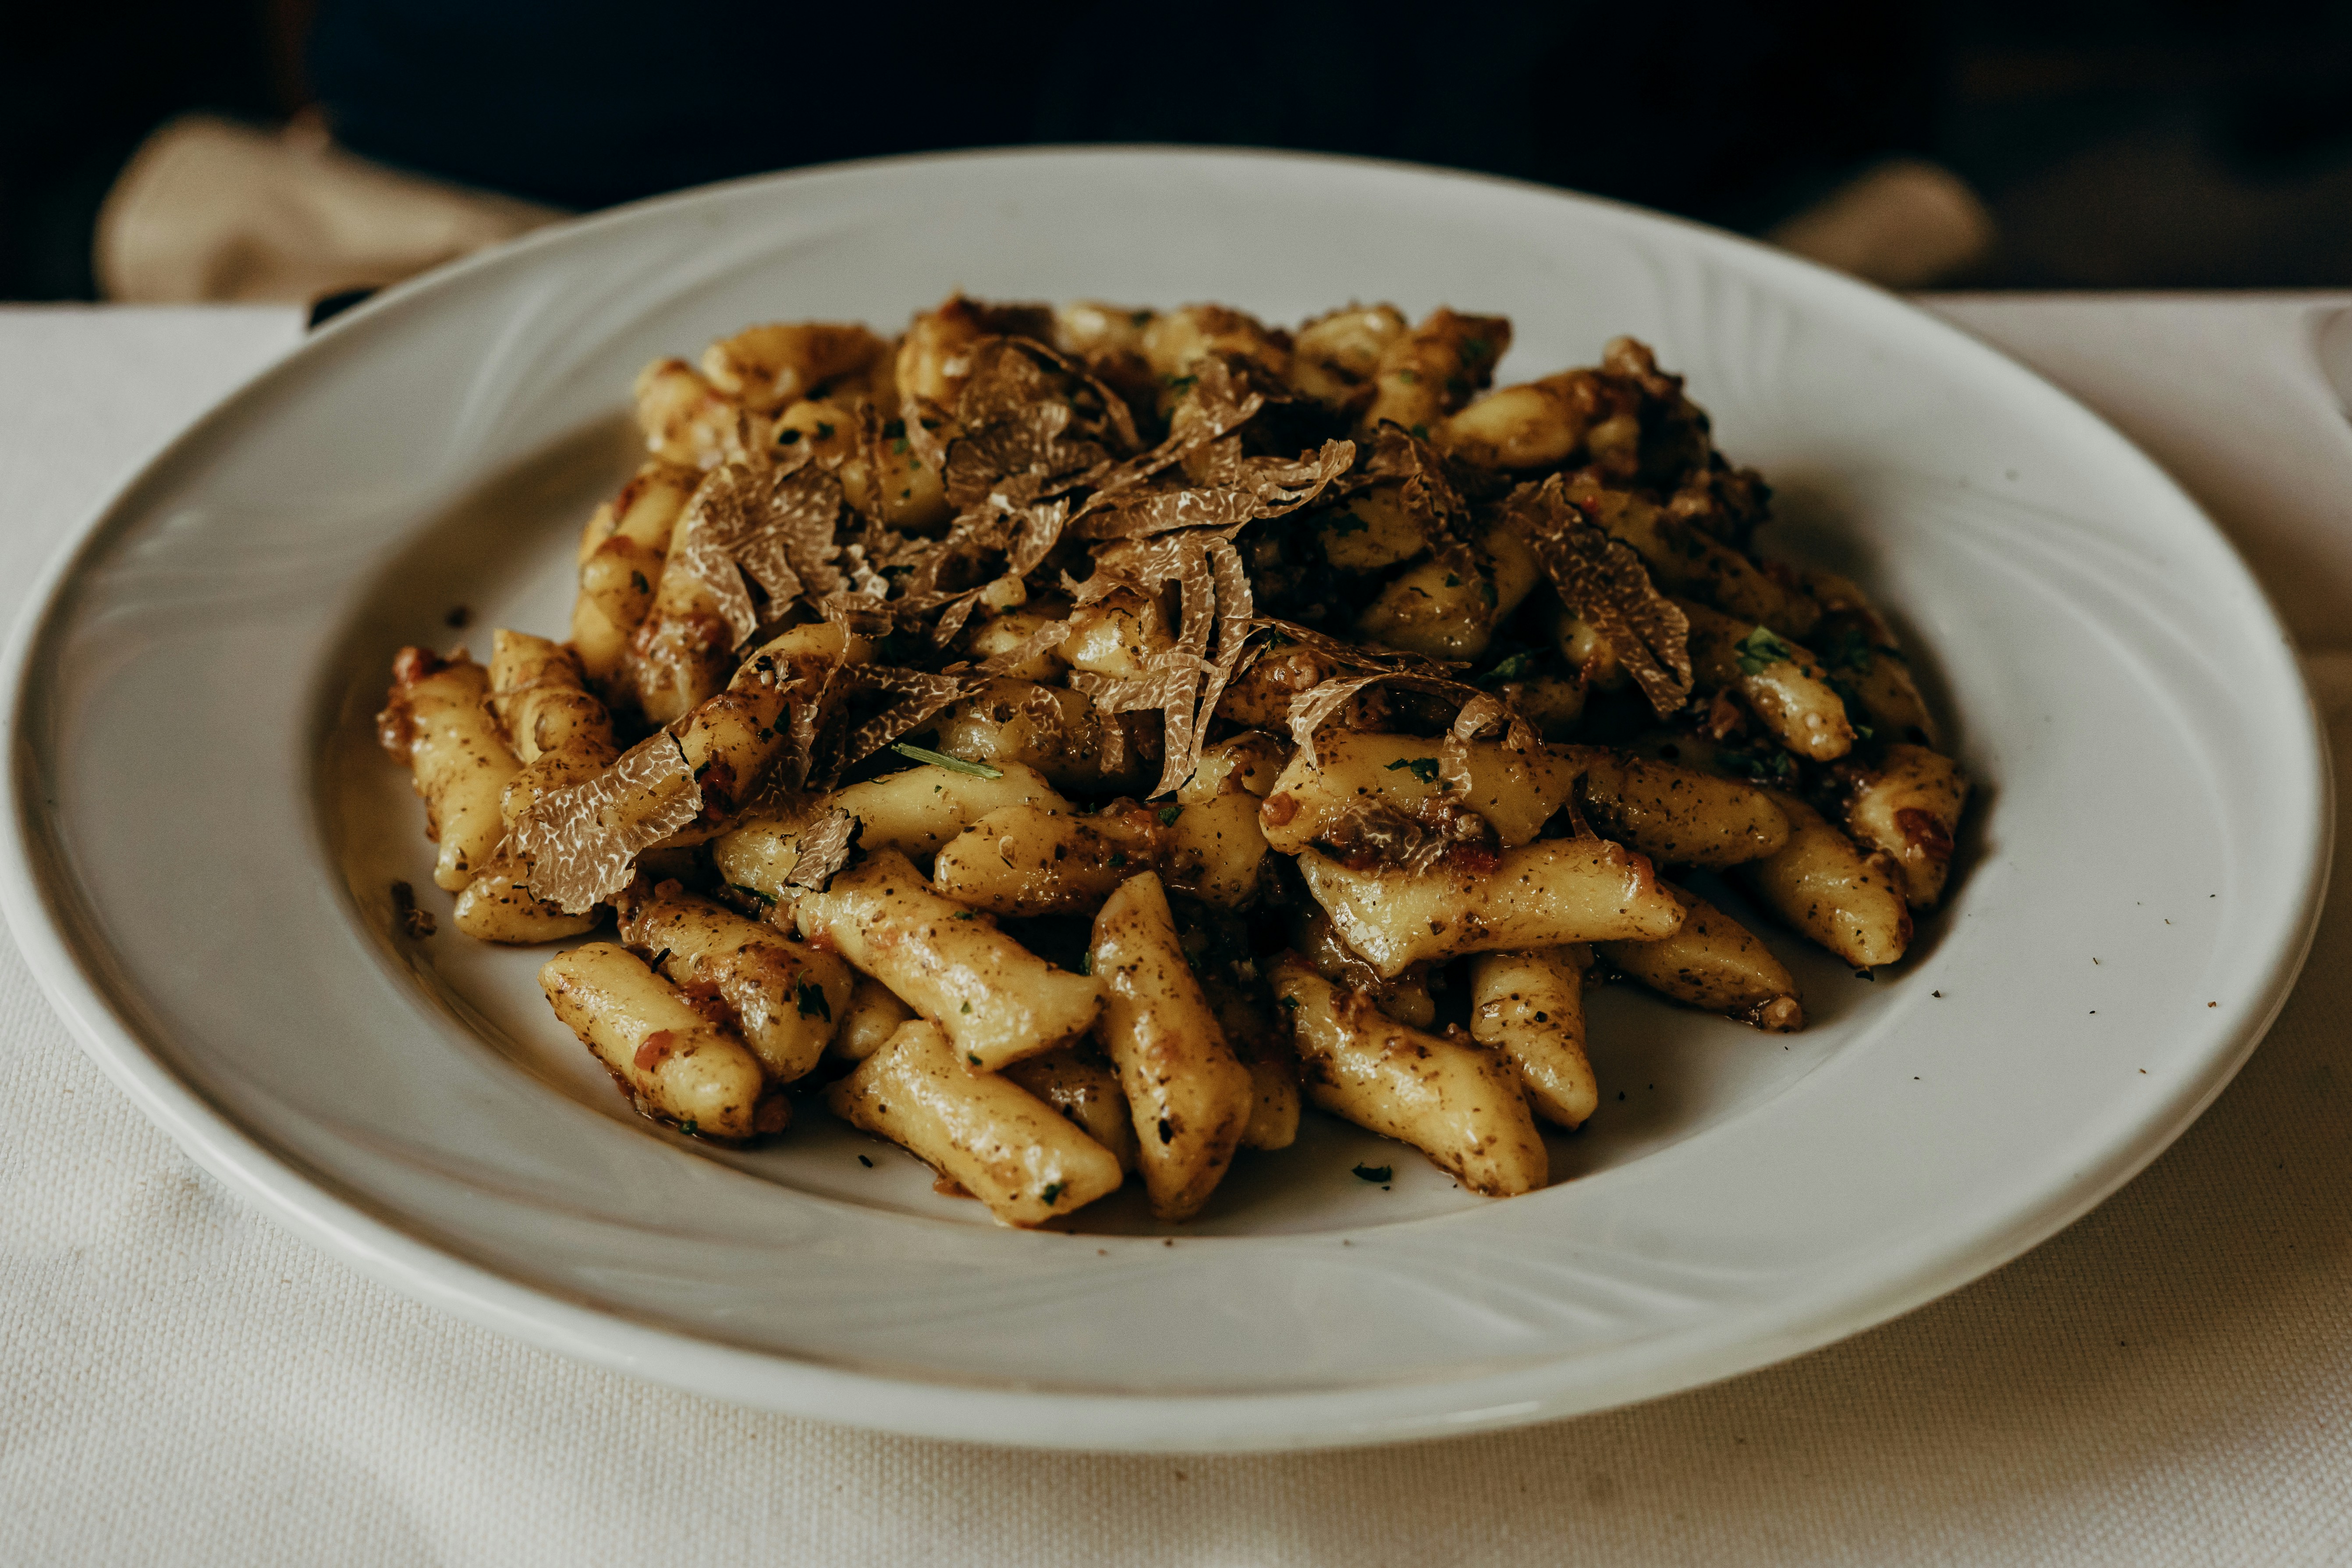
[[1177, 731, 1290, 805], [928, 678, 1151, 793], [491, 631, 619, 827], [795, 850, 1102, 1071], [1598, 884, 1802, 1030], [1259, 730, 1578, 855], [1288, 303, 1406, 411], [452, 859, 596, 944], [1468, 947, 1600, 1128], [380, 649, 519, 892], [828, 1020, 1125, 1227], [1736, 791, 1912, 970], [1800, 568, 1941, 748], [831, 973, 915, 1061], [1296, 838, 1684, 978], [1494, 672, 1587, 739], [1088, 872, 1256, 1221], [1199, 976, 1302, 1151], [1362, 308, 1510, 435], [1572, 749, 1790, 868], [616, 880, 855, 1082], [1842, 743, 1969, 908], [539, 942, 777, 1139], [1679, 599, 1856, 763], [699, 321, 889, 413], [932, 803, 1160, 918], [1160, 791, 1272, 911], [1213, 643, 1389, 733], [1005, 1047, 1141, 1175], [1062, 591, 1176, 678], [632, 357, 749, 470], [830, 760, 1075, 862], [1287, 899, 1437, 1028], [1552, 603, 1629, 692], [896, 295, 1053, 408], [1140, 303, 1292, 405], [1314, 482, 1427, 571], [1353, 521, 1542, 660], [1270, 955, 1547, 1197], [1437, 370, 1595, 470], [571, 463, 699, 688], [662, 639, 800, 836], [960, 608, 1074, 682]]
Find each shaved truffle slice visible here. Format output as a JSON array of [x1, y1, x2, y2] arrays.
[[514, 732, 705, 914]]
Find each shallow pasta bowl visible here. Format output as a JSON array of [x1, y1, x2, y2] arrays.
[[1, 148, 2327, 1452]]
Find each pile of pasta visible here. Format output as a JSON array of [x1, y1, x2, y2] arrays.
[[378, 296, 1968, 1227]]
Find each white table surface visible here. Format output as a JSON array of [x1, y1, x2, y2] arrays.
[[4, 295, 2349, 1566]]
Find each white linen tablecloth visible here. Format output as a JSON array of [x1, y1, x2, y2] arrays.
[[4, 297, 2349, 1566]]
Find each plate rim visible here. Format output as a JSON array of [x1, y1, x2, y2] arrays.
[[1, 144, 2332, 1452]]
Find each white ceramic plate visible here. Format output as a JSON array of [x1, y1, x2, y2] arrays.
[[3, 149, 2327, 1452]]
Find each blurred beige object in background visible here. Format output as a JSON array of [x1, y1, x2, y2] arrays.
[[1769, 159, 1998, 289], [96, 114, 564, 305]]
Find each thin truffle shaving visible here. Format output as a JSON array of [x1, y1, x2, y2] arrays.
[[1504, 474, 1693, 716], [514, 731, 704, 913]]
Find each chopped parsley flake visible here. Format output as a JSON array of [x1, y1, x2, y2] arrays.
[[1040, 1181, 1066, 1205], [1386, 756, 1442, 785], [1352, 1163, 1393, 1183], [731, 883, 775, 905], [814, 421, 835, 440], [961, 1001, 973, 1015], [1157, 804, 1182, 826], [891, 743, 1002, 778], [1733, 625, 1798, 675], [1476, 650, 1540, 688], [1078, 950, 1094, 976], [795, 980, 831, 1021]]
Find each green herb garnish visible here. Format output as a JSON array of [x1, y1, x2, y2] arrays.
[[1733, 626, 1797, 675], [1040, 1181, 1067, 1205], [1157, 805, 1182, 826], [1352, 1163, 1393, 1183], [1386, 757, 1442, 786], [1476, 651, 1540, 688], [891, 743, 1002, 779], [795, 980, 831, 1021]]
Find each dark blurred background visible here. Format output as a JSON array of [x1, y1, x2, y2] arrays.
[[8, 0, 2352, 301]]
